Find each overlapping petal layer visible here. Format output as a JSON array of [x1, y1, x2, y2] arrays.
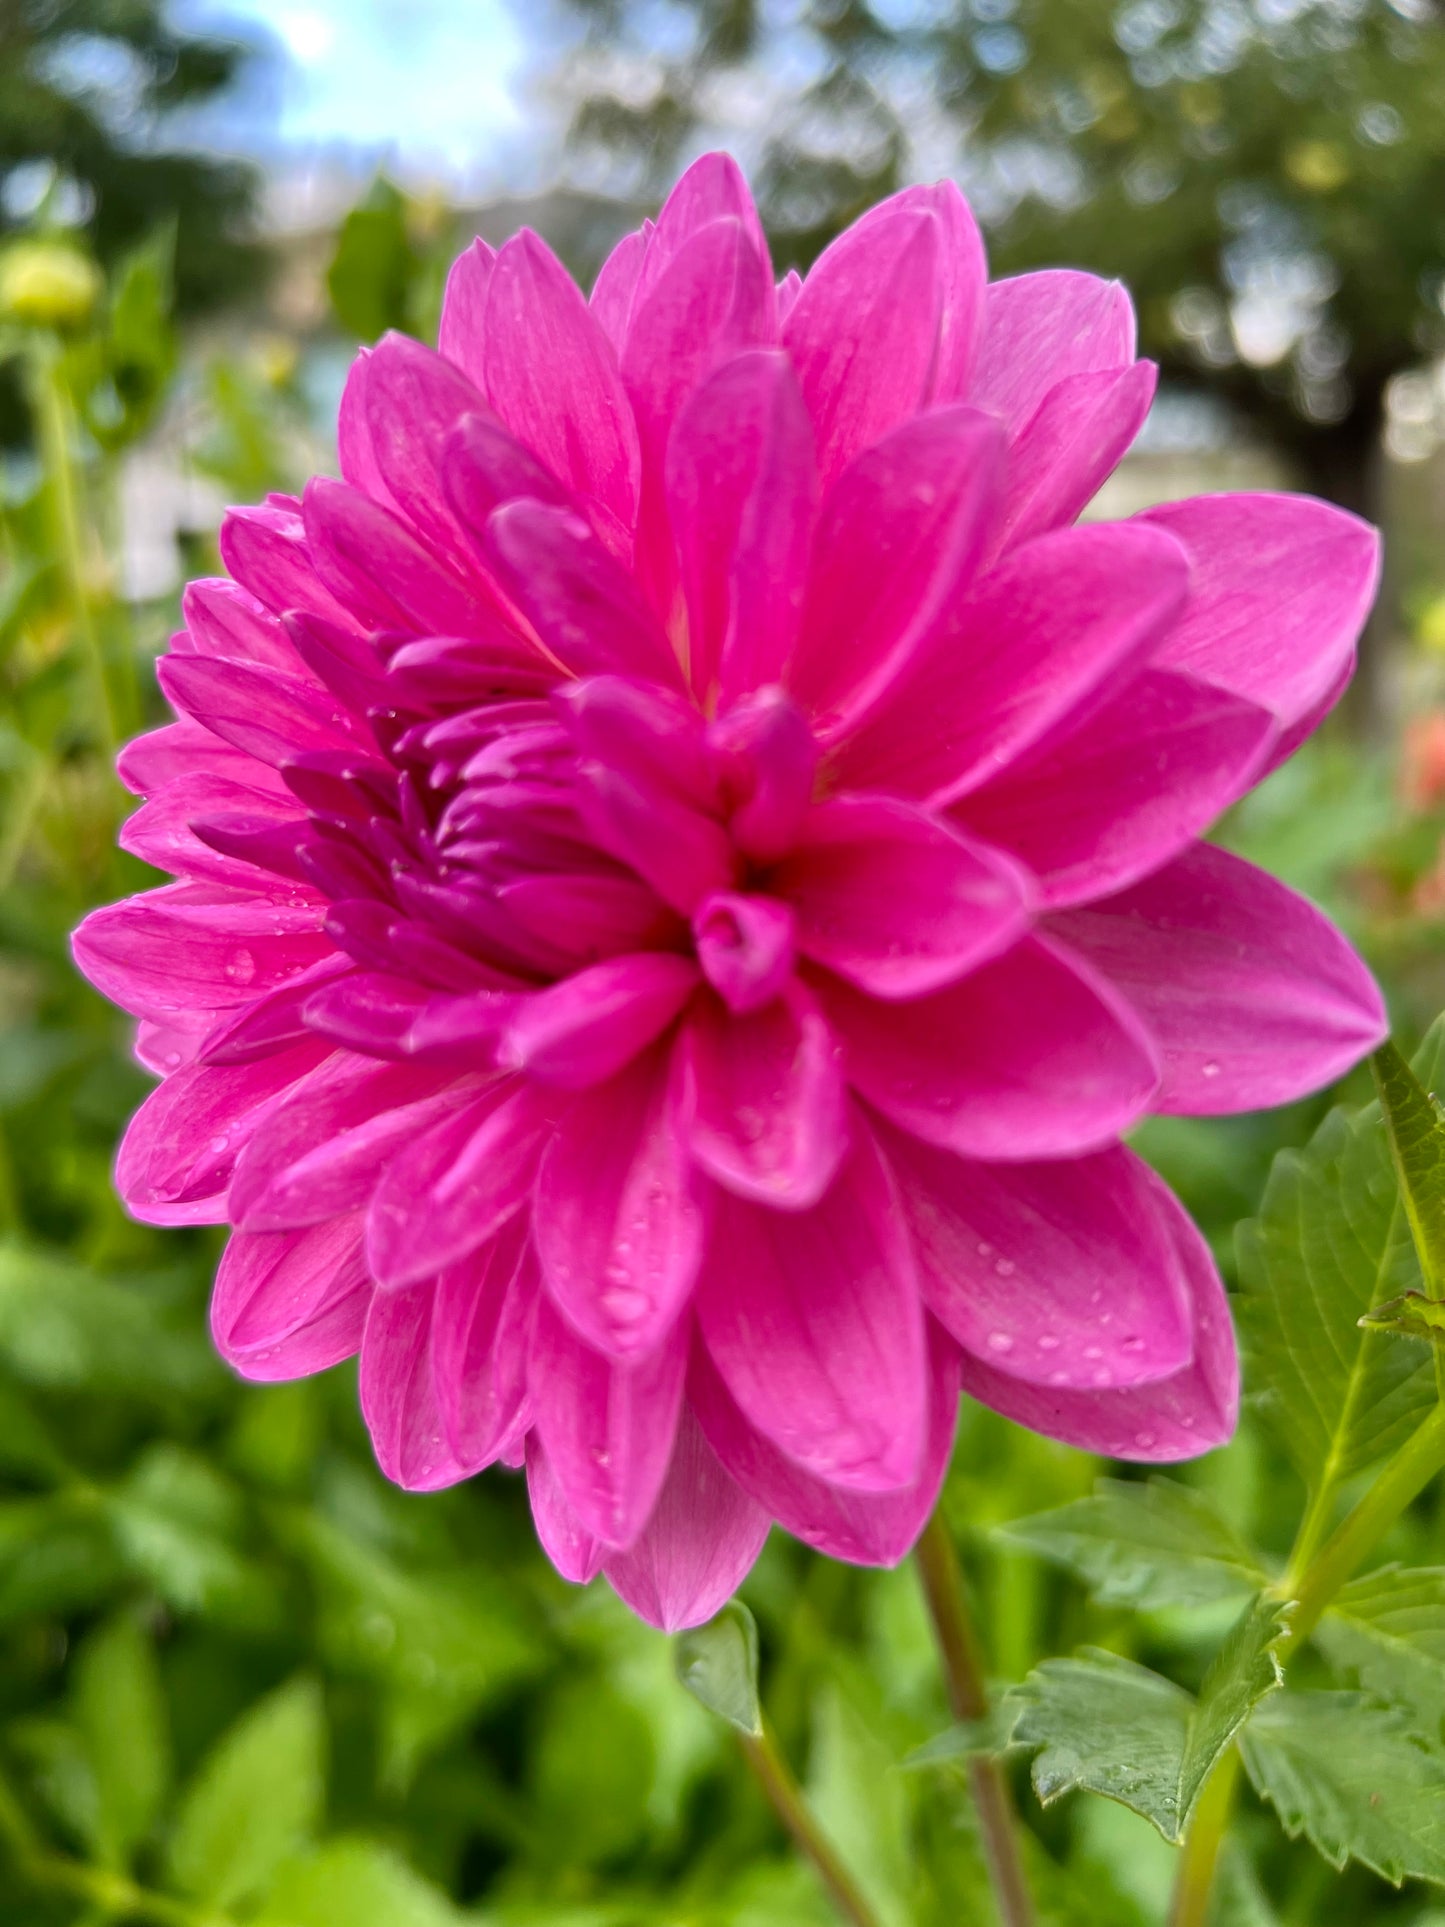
[[74, 153, 1386, 1631]]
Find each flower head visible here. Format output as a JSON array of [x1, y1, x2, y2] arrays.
[[75, 156, 1385, 1630]]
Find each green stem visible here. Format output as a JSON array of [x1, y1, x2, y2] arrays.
[[738, 1720, 882, 1927], [1168, 1402, 1445, 1925], [914, 1512, 1036, 1927]]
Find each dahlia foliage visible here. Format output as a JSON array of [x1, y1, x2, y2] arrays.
[[75, 156, 1385, 1631]]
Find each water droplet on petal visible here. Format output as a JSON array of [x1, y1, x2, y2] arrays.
[[994, 1258, 1016, 1278], [986, 1330, 1014, 1354], [1134, 1430, 1157, 1450]]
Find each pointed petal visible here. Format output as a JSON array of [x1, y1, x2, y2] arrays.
[[302, 476, 493, 637], [438, 235, 497, 388], [993, 361, 1157, 552], [833, 520, 1189, 805], [536, 1045, 706, 1359], [530, 1291, 689, 1546], [1049, 842, 1387, 1113], [590, 227, 649, 350], [526, 1433, 606, 1583], [954, 668, 1277, 908], [218, 500, 356, 631], [432, 1222, 536, 1470], [156, 653, 367, 768], [821, 933, 1160, 1159], [181, 578, 300, 673], [695, 1121, 926, 1491], [771, 795, 1033, 999], [605, 1409, 770, 1630], [501, 954, 699, 1089], [955, 1167, 1239, 1459], [1140, 493, 1381, 735], [970, 270, 1136, 434], [692, 1319, 959, 1565], [679, 983, 847, 1209], [361, 332, 493, 566], [360, 1283, 471, 1491], [886, 1132, 1193, 1391], [211, 1214, 370, 1378]]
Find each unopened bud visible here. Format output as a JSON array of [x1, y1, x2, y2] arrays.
[[0, 242, 102, 329]]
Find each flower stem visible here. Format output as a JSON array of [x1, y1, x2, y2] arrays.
[[1168, 1401, 1445, 1925], [738, 1720, 882, 1927], [914, 1511, 1036, 1927]]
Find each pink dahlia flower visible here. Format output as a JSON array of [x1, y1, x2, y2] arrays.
[[75, 156, 1385, 1631]]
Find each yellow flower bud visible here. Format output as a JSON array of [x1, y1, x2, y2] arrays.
[[0, 242, 102, 329]]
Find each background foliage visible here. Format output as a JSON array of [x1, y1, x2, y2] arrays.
[[6, 1, 1445, 1922]]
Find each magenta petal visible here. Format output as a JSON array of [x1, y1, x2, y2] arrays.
[[118, 719, 289, 800], [366, 1081, 553, 1288], [1140, 492, 1381, 736], [709, 687, 817, 864], [114, 1038, 330, 1224], [970, 270, 1136, 435], [432, 1222, 537, 1468], [360, 1283, 471, 1491], [501, 953, 699, 1089], [821, 933, 1160, 1160], [694, 893, 796, 1015], [994, 361, 1157, 553], [604, 1408, 770, 1631], [535, 1045, 705, 1359], [679, 984, 847, 1210], [360, 332, 493, 566], [695, 1121, 926, 1491], [119, 773, 304, 888], [666, 348, 818, 705], [886, 1132, 1193, 1391], [218, 501, 355, 631], [1050, 842, 1388, 1114], [499, 872, 675, 961], [692, 1320, 960, 1565], [954, 668, 1277, 908], [73, 885, 331, 1020], [302, 477, 491, 638], [437, 236, 497, 389], [181, 579, 299, 673], [649, 152, 770, 274], [955, 1167, 1239, 1460], [833, 519, 1189, 805], [894, 181, 987, 402], [590, 227, 649, 350], [529, 1291, 689, 1546], [157, 652, 367, 769], [771, 795, 1033, 999], [484, 231, 640, 525], [337, 348, 393, 507], [789, 408, 1004, 734], [526, 1434, 607, 1584], [211, 1214, 369, 1378], [782, 203, 943, 487]]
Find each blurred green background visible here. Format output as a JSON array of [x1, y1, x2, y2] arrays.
[[6, 2, 1445, 1922]]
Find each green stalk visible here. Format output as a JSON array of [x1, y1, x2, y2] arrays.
[[914, 1512, 1036, 1927], [737, 1719, 883, 1927]]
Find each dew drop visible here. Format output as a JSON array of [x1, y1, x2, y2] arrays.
[[994, 1258, 1016, 1278], [986, 1330, 1015, 1354], [224, 947, 256, 985], [1201, 1061, 1221, 1080], [1134, 1430, 1157, 1450], [1036, 1334, 1060, 1352], [1083, 1345, 1103, 1360], [209, 1134, 229, 1154], [976, 1241, 994, 1259]]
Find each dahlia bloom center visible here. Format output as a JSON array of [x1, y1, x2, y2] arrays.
[[72, 153, 1387, 1633]]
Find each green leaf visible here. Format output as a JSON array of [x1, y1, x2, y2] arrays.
[[73, 1615, 170, 1869], [1235, 1022, 1445, 1497], [998, 1478, 1268, 1611], [166, 1676, 326, 1911], [255, 1839, 462, 1927], [1240, 1690, 1445, 1885], [0, 1243, 213, 1402], [1358, 1290, 1445, 1343], [1373, 1040, 1445, 1302], [904, 1700, 1024, 1771], [675, 1600, 762, 1737], [1011, 1595, 1288, 1842], [1316, 1564, 1445, 1724]]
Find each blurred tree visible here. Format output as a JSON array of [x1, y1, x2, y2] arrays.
[[0, 0, 263, 315], [557, 0, 1445, 523]]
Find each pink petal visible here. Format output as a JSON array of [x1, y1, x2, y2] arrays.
[[1049, 842, 1387, 1113], [336, 348, 393, 507], [954, 668, 1277, 908], [649, 152, 770, 276], [437, 236, 497, 388], [218, 500, 356, 631], [573, 760, 735, 919], [993, 361, 1157, 553], [708, 686, 817, 864], [694, 1121, 926, 1491], [156, 654, 367, 768], [788, 408, 1004, 736], [820, 933, 1160, 1159], [302, 477, 492, 637], [529, 1291, 689, 1546], [885, 1132, 1193, 1391], [955, 1166, 1239, 1459], [360, 1283, 471, 1491], [694, 893, 796, 1015], [73, 885, 331, 1020], [432, 1220, 537, 1469], [360, 332, 493, 567], [211, 1214, 370, 1378], [605, 1408, 770, 1631], [499, 872, 677, 963], [560, 673, 716, 808], [782, 202, 943, 487], [1140, 493, 1381, 735], [894, 181, 988, 403], [770, 794, 1033, 999], [197, 955, 352, 1066], [970, 270, 1136, 435], [366, 1081, 554, 1288], [119, 774, 305, 887], [665, 348, 818, 705], [500, 954, 699, 1089], [526, 1434, 606, 1584], [484, 500, 682, 686], [114, 1038, 330, 1224], [590, 227, 649, 350], [181, 579, 300, 673], [229, 1056, 473, 1231], [679, 983, 847, 1210], [484, 231, 640, 525], [118, 720, 289, 800], [832, 520, 1189, 806], [534, 1045, 706, 1359], [692, 1319, 960, 1565]]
